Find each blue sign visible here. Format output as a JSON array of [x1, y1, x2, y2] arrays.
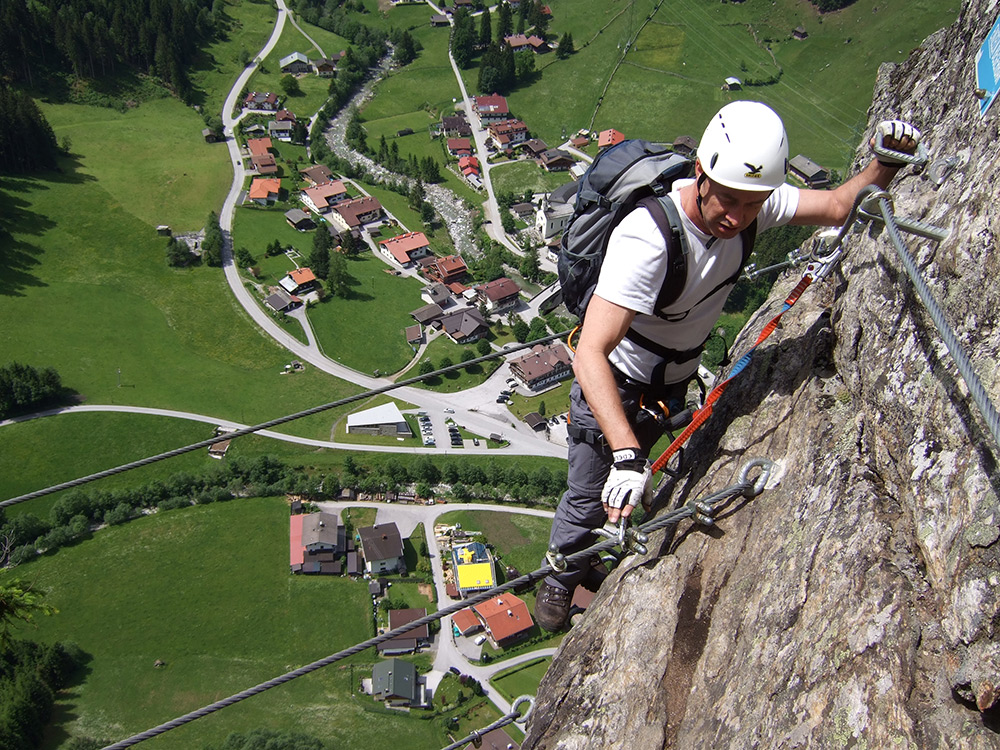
[[977, 14, 1000, 116]]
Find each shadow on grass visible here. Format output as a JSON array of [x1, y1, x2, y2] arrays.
[[0, 154, 96, 296]]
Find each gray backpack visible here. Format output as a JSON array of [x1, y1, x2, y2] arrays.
[[557, 139, 756, 326]]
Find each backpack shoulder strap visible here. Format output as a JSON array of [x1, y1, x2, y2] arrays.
[[636, 195, 689, 310]]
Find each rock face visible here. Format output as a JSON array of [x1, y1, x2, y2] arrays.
[[524, 1, 1000, 747]]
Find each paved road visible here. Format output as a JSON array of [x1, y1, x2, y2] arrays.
[[317, 500, 559, 715]]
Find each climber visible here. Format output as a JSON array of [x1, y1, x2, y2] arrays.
[[535, 103, 921, 632]]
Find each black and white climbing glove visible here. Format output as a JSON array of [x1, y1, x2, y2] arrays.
[[874, 120, 922, 165], [602, 448, 653, 514]]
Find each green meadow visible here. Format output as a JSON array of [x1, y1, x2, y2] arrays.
[[8, 497, 481, 750]]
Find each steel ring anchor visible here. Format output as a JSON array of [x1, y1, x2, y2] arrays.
[[738, 457, 775, 497], [511, 694, 535, 724]]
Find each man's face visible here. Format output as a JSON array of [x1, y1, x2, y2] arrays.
[[696, 165, 771, 239]]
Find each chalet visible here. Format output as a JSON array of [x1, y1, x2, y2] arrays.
[[251, 153, 278, 175], [424, 254, 468, 285], [202, 128, 216, 143], [473, 94, 510, 124], [597, 128, 625, 149], [447, 138, 472, 156], [723, 76, 743, 91], [539, 149, 574, 172], [268, 120, 294, 142], [431, 14, 449, 27], [524, 412, 547, 431], [279, 267, 318, 295], [672, 135, 698, 157], [520, 138, 548, 158], [793, 25, 808, 40], [789, 154, 831, 188], [458, 155, 480, 179], [439, 308, 489, 345], [510, 202, 535, 221], [279, 51, 311, 74], [475, 277, 521, 313], [347, 403, 412, 437], [289, 511, 345, 574], [358, 523, 406, 575], [244, 91, 279, 111], [504, 34, 548, 53], [377, 608, 430, 655], [265, 287, 301, 313], [441, 115, 472, 137], [472, 593, 534, 648], [452, 541, 496, 597], [330, 195, 383, 232], [371, 659, 424, 707], [509, 342, 573, 390], [284, 208, 316, 231], [275, 109, 297, 122], [248, 178, 281, 205], [313, 57, 337, 76], [300, 164, 334, 185], [488, 119, 528, 152], [301, 180, 348, 214], [405, 324, 423, 346], [570, 135, 590, 149], [379, 231, 432, 267]]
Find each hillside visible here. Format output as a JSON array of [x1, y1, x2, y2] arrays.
[[524, 0, 1000, 746]]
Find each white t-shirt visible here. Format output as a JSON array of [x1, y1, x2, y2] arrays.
[[593, 180, 800, 385]]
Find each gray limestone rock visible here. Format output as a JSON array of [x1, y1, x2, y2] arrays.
[[524, 0, 1000, 746]]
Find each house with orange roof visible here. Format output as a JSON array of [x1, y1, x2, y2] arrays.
[[379, 231, 432, 267], [247, 137, 273, 157], [451, 608, 483, 637], [248, 178, 281, 205], [279, 267, 318, 295], [472, 593, 534, 648], [330, 195, 383, 232], [597, 128, 625, 149], [301, 180, 348, 214]]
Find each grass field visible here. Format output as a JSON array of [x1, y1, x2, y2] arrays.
[[491, 657, 553, 702], [4, 497, 482, 750]]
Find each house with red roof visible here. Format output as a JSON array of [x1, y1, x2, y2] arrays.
[[423, 254, 468, 285], [475, 277, 521, 313], [330, 196, 383, 232], [452, 608, 483, 637], [473, 94, 510, 124], [472, 593, 534, 648], [247, 137, 273, 157], [244, 91, 280, 111], [279, 267, 318, 295], [458, 155, 480, 178], [275, 109, 297, 122], [248, 178, 281, 205], [301, 180, 348, 214], [379, 231, 433, 267], [447, 138, 472, 156], [597, 128, 625, 149]]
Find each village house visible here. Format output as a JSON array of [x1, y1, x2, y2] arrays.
[[357, 523, 406, 575], [379, 231, 433, 267], [411, 303, 445, 327], [301, 180, 348, 214], [279, 267, 318, 296], [509, 342, 574, 390], [539, 148, 575, 172], [430, 13, 450, 27], [472, 593, 534, 648], [503, 33, 548, 53], [520, 138, 548, 158], [423, 254, 468, 285], [243, 91, 280, 111], [789, 154, 831, 188], [473, 94, 510, 124], [275, 109, 296, 123], [248, 177, 281, 205], [299, 164, 334, 186], [279, 51, 311, 74], [377, 608, 430, 656], [441, 114, 472, 137], [597, 128, 625, 149], [475, 277, 521, 313], [289, 511, 346, 575], [421, 282, 452, 308], [439, 307, 489, 345], [329, 195, 383, 233], [510, 202, 535, 222], [284, 208, 315, 231], [268, 120, 294, 142], [370, 659, 427, 708], [312, 52, 345, 76], [347, 403, 412, 437], [246, 137, 277, 174], [488, 119, 529, 153], [451, 608, 482, 637], [458, 155, 480, 180], [447, 137, 472, 156]]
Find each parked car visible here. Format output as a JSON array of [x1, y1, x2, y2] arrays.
[[444, 408, 455, 413], [449, 666, 461, 675], [473, 438, 480, 446], [473, 635, 487, 646]]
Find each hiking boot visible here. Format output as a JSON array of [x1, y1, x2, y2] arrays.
[[535, 580, 572, 632]]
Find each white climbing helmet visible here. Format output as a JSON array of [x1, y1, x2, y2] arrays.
[[697, 101, 789, 191]]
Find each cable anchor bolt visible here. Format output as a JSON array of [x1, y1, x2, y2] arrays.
[[738, 458, 775, 497], [511, 695, 535, 724], [545, 543, 567, 573]]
